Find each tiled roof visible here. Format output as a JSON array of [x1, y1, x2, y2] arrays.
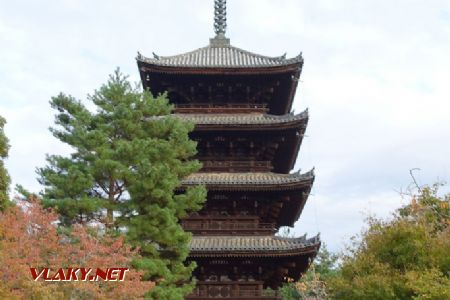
[[181, 170, 314, 186], [189, 234, 320, 256], [147, 110, 308, 127], [136, 43, 302, 69], [172, 110, 307, 125]]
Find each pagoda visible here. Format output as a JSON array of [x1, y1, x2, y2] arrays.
[[137, 1, 320, 299]]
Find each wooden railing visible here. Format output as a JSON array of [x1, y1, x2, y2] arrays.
[[182, 220, 275, 234], [174, 103, 268, 113], [201, 160, 273, 172], [187, 282, 281, 299]]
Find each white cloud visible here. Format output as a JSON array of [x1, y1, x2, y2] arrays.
[[0, 0, 449, 252]]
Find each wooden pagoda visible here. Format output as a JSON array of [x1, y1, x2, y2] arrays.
[[137, 1, 320, 298]]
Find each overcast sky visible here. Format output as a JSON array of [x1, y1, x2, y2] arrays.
[[1, 0, 449, 252]]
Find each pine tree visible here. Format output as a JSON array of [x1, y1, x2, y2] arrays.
[[0, 115, 10, 210], [38, 69, 206, 299]]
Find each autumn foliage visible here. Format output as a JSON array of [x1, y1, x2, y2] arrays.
[[0, 198, 153, 299], [329, 184, 450, 299]]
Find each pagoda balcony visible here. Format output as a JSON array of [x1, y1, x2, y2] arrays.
[[187, 281, 281, 300], [174, 103, 268, 114], [182, 218, 276, 235], [201, 160, 273, 172]]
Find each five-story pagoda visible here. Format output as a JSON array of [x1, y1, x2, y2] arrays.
[[137, 1, 320, 298]]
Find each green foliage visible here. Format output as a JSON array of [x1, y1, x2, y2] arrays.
[[0, 115, 10, 210], [38, 69, 206, 299], [280, 282, 301, 300], [328, 184, 450, 300], [313, 243, 339, 281]]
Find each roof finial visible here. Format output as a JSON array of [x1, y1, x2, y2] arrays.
[[214, 0, 227, 37], [210, 0, 230, 47]]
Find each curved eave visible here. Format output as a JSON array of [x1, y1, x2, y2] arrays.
[[189, 245, 319, 258], [194, 114, 307, 131], [148, 110, 308, 132], [189, 235, 320, 258], [284, 115, 308, 172], [138, 60, 302, 75], [179, 170, 315, 191], [137, 52, 302, 68], [136, 44, 303, 74], [194, 120, 307, 131], [181, 112, 309, 173], [279, 179, 314, 227]]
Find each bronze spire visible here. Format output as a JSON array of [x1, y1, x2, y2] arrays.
[[211, 0, 230, 46], [214, 0, 227, 37]]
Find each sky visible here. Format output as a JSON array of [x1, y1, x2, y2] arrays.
[[1, 0, 449, 252]]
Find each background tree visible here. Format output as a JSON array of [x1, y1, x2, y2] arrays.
[[328, 183, 450, 300], [0, 115, 10, 210], [280, 243, 338, 300], [0, 198, 153, 299], [38, 69, 206, 299]]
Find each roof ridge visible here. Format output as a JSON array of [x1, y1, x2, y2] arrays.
[[192, 234, 318, 240], [173, 109, 307, 116], [137, 43, 303, 68], [145, 110, 309, 126], [225, 44, 295, 61], [182, 171, 315, 186], [151, 45, 211, 60], [189, 234, 321, 252], [147, 44, 299, 62]]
